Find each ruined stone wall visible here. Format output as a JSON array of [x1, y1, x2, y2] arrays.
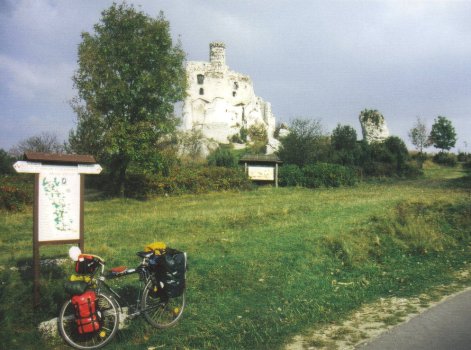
[[182, 42, 277, 152]]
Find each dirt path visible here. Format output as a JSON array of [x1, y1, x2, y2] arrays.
[[285, 267, 470, 350]]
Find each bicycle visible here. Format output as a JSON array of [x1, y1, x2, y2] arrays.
[[58, 243, 187, 349]]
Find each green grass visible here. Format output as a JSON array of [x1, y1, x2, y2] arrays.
[[0, 164, 470, 349]]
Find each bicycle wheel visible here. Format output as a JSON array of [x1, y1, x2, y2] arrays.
[[58, 293, 119, 349], [141, 279, 185, 329]]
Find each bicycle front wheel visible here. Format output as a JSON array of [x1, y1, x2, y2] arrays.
[[141, 279, 185, 328], [58, 293, 119, 349]]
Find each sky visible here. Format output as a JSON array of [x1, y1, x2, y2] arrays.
[[1, 0, 470, 152]]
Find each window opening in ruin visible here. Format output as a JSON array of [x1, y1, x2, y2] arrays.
[[199, 88, 204, 95], [233, 82, 239, 90], [197, 74, 205, 84], [233, 91, 237, 97]]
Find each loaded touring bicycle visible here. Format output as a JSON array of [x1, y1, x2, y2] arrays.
[[58, 242, 187, 349]]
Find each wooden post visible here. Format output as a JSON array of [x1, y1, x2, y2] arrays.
[[275, 163, 279, 188], [33, 174, 40, 307], [79, 175, 85, 253]]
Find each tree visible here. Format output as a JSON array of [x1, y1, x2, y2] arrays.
[[247, 123, 268, 154], [331, 124, 358, 151], [207, 146, 237, 167], [383, 136, 409, 172], [68, 102, 105, 158], [277, 118, 328, 166], [408, 117, 429, 154], [0, 149, 15, 174], [330, 124, 359, 166], [10, 132, 64, 157], [429, 116, 457, 152], [69, 3, 187, 196]]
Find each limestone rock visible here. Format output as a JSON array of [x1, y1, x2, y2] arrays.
[[359, 109, 390, 143]]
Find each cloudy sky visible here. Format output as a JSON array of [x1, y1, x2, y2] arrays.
[[1, 0, 470, 152]]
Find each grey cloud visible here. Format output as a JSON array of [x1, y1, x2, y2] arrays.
[[1, 0, 470, 151]]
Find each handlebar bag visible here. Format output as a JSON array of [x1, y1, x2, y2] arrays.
[[71, 290, 101, 334], [75, 254, 100, 275]]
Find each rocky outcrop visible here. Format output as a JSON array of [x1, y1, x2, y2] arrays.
[[359, 109, 390, 143]]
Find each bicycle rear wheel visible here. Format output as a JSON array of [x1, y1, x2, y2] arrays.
[[141, 279, 185, 328], [58, 293, 119, 349]]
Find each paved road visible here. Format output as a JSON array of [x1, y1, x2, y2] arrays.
[[357, 288, 471, 350]]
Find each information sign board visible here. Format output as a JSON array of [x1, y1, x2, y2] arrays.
[[13, 153, 101, 307], [38, 171, 81, 242], [248, 166, 275, 181]]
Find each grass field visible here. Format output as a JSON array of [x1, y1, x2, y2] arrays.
[[0, 164, 470, 349]]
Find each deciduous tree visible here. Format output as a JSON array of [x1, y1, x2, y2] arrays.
[[277, 118, 328, 166], [408, 117, 429, 154], [10, 132, 64, 157], [69, 3, 187, 196], [429, 116, 457, 152], [330, 124, 360, 166]]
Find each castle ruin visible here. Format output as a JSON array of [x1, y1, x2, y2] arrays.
[[182, 42, 279, 154]]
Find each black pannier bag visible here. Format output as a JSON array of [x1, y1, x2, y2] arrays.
[[154, 248, 187, 298]]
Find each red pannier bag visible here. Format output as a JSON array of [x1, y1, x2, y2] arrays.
[[71, 290, 101, 334]]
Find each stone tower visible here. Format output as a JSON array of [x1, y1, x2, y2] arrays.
[[209, 42, 226, 73]]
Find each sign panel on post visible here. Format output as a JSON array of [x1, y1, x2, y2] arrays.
[[13, 153, 101, 307], [38, 171, 81, 242], [248, 165, 275, 181]]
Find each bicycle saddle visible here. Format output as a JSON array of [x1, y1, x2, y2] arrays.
[[137, 251, 154, 259]]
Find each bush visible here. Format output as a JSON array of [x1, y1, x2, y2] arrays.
[[279, 163, 357, 188], [457, 152, 471, 163], [0, 150, 15, 175], [433, 152, 457, 167], [279, 164, 304, 187], [362, 161, 395, 177], [400, 162, 423, 179], [0, 176, 33, 211], [302, 163, 357, 188], [207, 147, 238, 167], [123, 166, 252, 198]]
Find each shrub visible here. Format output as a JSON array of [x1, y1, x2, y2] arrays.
[[457, 152, 471, 163], [410, 152, 428, 168], [400, 162, 423, 179], [279, 163, 357, 188], [302, 163, 357, 188], [279, 164, 304, 187], [433, 152, 457, 167], [207, 147, 238, 167], [0, 176, 34, 211], [0, 150, 15, 175], [362, 161, 395, 177], [123, 166, 252, 198]]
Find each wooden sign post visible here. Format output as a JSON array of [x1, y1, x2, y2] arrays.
[[13, 152, 102, 307], [239, 154, 283, 188]]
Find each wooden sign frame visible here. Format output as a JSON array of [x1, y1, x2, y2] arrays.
[[14, 152, 102, 306], [239, 154, 283, 188]]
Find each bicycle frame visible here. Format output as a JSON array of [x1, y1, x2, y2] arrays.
[[92, 259, 155, 318]]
